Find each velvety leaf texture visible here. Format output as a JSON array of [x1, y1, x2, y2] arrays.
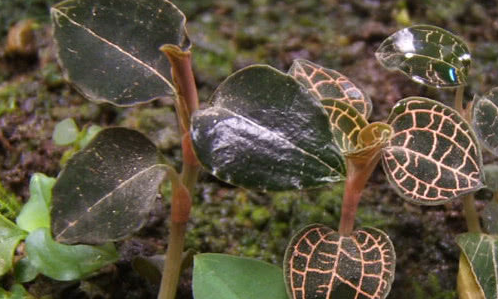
[[456, 233, 498, 299], [51, 0, 189, 106], [193, 253, 288, 299], [284, 224, 395, 299], [51, 127, 167, 244], [191, 65, 346, 191], [383, 97, 484, 205], [376, 25, 470, 88], [472, 87, 498, 157]]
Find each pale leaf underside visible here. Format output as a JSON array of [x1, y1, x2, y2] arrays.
[[289, 59, 372, 118], [284, 224, 395, 299], [383, 97, 483, 204]]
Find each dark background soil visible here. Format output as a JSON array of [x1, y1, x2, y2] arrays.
[[2, 0, 498, 298]]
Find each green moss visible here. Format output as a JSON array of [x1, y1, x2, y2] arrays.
[[0, 183, 21, 220], [412, 273, 457, 299], [0, 83, 20, 116]]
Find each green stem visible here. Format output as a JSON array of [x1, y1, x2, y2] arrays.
[[158, 47, 200, 299], [454, 86, 482, 234], [462, 194, 482, 233]]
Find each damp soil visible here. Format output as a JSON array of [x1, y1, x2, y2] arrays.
[[1, 0, 498, 298]]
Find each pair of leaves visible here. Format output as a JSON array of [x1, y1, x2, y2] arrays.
[[284, 224, 395, 299]]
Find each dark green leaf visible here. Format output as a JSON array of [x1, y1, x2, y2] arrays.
[[383, 97, 484, 204], [0, 215, 27, 276], [456, 233, 498, 299], [472, 87, 498, 156], [51, 127, 167, 244], [376, 25, 471, 88], [16, 173, 56, 233], [25, 228, 118, 281], [284, 224, 395, 299], [193, 253, 287, 299], [51, 0, 189, 106], [289, 59, 372, 118], [191, 65, 346, 191]]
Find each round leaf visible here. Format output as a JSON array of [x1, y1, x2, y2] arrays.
[[191, 65, 346, 191], [51, 127, 167, 244], [284, 224, 395, 299], [376, 25, 471, 88], [0, 215, 27, 276], [383, 97, 484, 204], [193, 253, 288, 299], [289, 59, 372, 118], [472, 87, 498, 156], [51, 0, 190, 106], [53, 118, 79, 146], [456, 233, 498, 299], [25, 228, 118, 281]]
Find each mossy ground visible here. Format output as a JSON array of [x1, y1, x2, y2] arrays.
[[1, 0, 498, 298]]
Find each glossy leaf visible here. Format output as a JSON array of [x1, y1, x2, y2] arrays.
[[289, 59, 372, 118], [25, 228, 118, 281], [16, 173, 56, 233], [383, 97, 484, 204], [456, 233, 498, 299], [191, 65, 346, 191], [457, 253, 485, 299], [376, 25, 471, 88], [51, 0, 189, 106], [193, 253, 287, 299], [472, 87, 498, 156], [51, 127, 167, 244], [284, 224, 395, 299], [0, 215, 27, 276]]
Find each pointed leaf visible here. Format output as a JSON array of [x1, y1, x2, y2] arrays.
[[51, 0, 189, 106], [0, 215, 27, 276], [456, 233, 498, 299], [289, 59, 372, 118], [457, 253, 485, 299], [376, 25, 471, 88], [472, 87, 498, 156], [383, 97, 484, 204], [191, 65, 346, 191], [193, 253, 288, 299], [284, 224, 395, 299], [51, 127, 167, 244], [25, 228, 118, 281], [16, 173, 56, 233]]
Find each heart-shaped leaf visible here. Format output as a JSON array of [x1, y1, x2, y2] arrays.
[[456, 233, 498, 299], [16, 173, 56, 233], [383, 97, 484, 204], [51, 127, 168, 244], [193, 253, 288, 299], [0, 215, 27, 276], [289, 59, 372, 118], [376, 25, 471, 88], [472, 87, 498, 156], [284, 224, 395, 299], [51, 0, 189, 106], [191, 65, 346, 191], [25, 228, 118, 281]]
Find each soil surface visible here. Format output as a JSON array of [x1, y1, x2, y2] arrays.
[[2, 0, 498, 298]]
